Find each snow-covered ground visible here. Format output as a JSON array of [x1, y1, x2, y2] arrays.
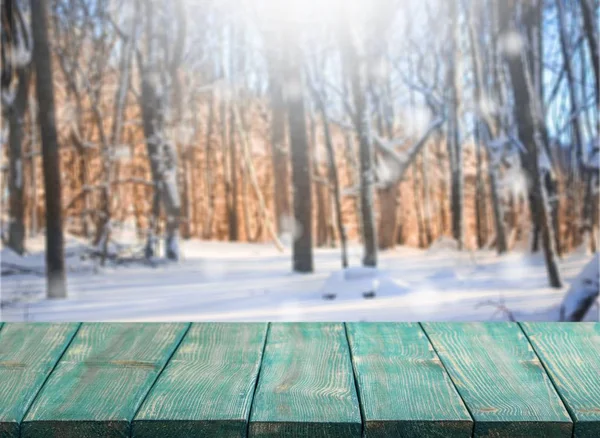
[[0, 236, 597, 322]]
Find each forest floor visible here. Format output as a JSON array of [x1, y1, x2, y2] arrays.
[[0, 235, 597, 322]]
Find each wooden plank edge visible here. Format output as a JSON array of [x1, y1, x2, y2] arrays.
[[418, 322, 478, 437], [343, 323, 366, 437], [518, 322, 591, 437], [12, 323, 82, 438]]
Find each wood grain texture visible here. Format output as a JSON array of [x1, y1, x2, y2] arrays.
[[21, 323, 189, 438], [346, 323, 472, 438], [422, 323, 572, 438], [0, 323, 79, 438], [133, 323, 268, 438], [249, 323, 361, 438], [521, 323, 600, 438]]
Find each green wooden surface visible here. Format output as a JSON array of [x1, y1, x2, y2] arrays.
[[249, 323, 362, 438], [346, 323, 472, 438], [521, 323, 600, 438], [422, 322, 573, 438], [21, 323, 189, 438], [1, 322, 598, 437], [133, 323, 268, 438], [0, 323, 79, 438]]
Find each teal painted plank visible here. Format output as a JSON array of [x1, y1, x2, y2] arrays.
[[133, 323, 268, 438], [422, 323, 572, 438], [21, 323, 189, 438], [346, 323, 472, 438], [0, 323, 79, 438], [521, 323, 600, 438], [249, 323, 361, 438]]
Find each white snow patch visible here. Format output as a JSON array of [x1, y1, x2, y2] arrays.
[[320, 266, 409, 300], [0, 238, 596, 323]]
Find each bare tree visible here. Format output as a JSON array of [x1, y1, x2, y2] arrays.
[[202, 84, 216, 239], [307, 57, 349, 268], [262, 8, 292, 237], [556, 0, 596, 253], [2, 0, 32, 255], [468, 0, 507, 253], [285, 46, 313, 272], [226, 20, 240, 241], [6, 67, 30, 255], [579, 0, 599, 106], [31, 0, 67, 297], [499, 0, 562, 287], [268, 55, 291, 236], [139, 0, 185, 260], [340, 4, 378, 267], [446, 0, 464, 250]]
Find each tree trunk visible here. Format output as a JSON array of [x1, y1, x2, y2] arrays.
[[488, 166, 508, 253], [319, 104, 348, 267], [580, 0, 599, 106], [446, 0, 464, 250], [285, 49, 313, 272], [556, 0, 593, 253], [268, 46, 291, 235], [28, 95, 38, 236], [474, 138, 487, 249], [412, 164, 425, 248], [140, 0, 182, 260], [239, 101, 252, 241], [7, 67, 30, 255], [421, 148, 433, 246], [468, 0, 507, 253], [203, 87, 216, 239], [310, 104, 328, 247], [97, 11, 136, 263], [435, 137, 448, 236], [227, 97, 239, 241], [500, 0, 562, 287], [378, 184, 398, 250], [220, 85, 231, 240], [396, 188, 405, 245], [181, 145, 192, 239], [344, 36, 377, 267], [343, 130, 362, 238], [31, 0, 67, 298]]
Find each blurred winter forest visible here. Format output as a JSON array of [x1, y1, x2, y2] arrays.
[[0, 0, 598, 321]]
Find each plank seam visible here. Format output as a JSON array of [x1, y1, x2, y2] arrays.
[[419, 322, 475, 437], [19, 322, 83, 434], [129, 322, 192, 438], [343, 322, 365, 437], [517, 323, 576, 438], [246, 322, 270, 438]]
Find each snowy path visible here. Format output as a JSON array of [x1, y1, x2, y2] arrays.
[[1, 239, 597, 322]]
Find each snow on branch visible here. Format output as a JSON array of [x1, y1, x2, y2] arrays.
[[373, 116, 444, 189]]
